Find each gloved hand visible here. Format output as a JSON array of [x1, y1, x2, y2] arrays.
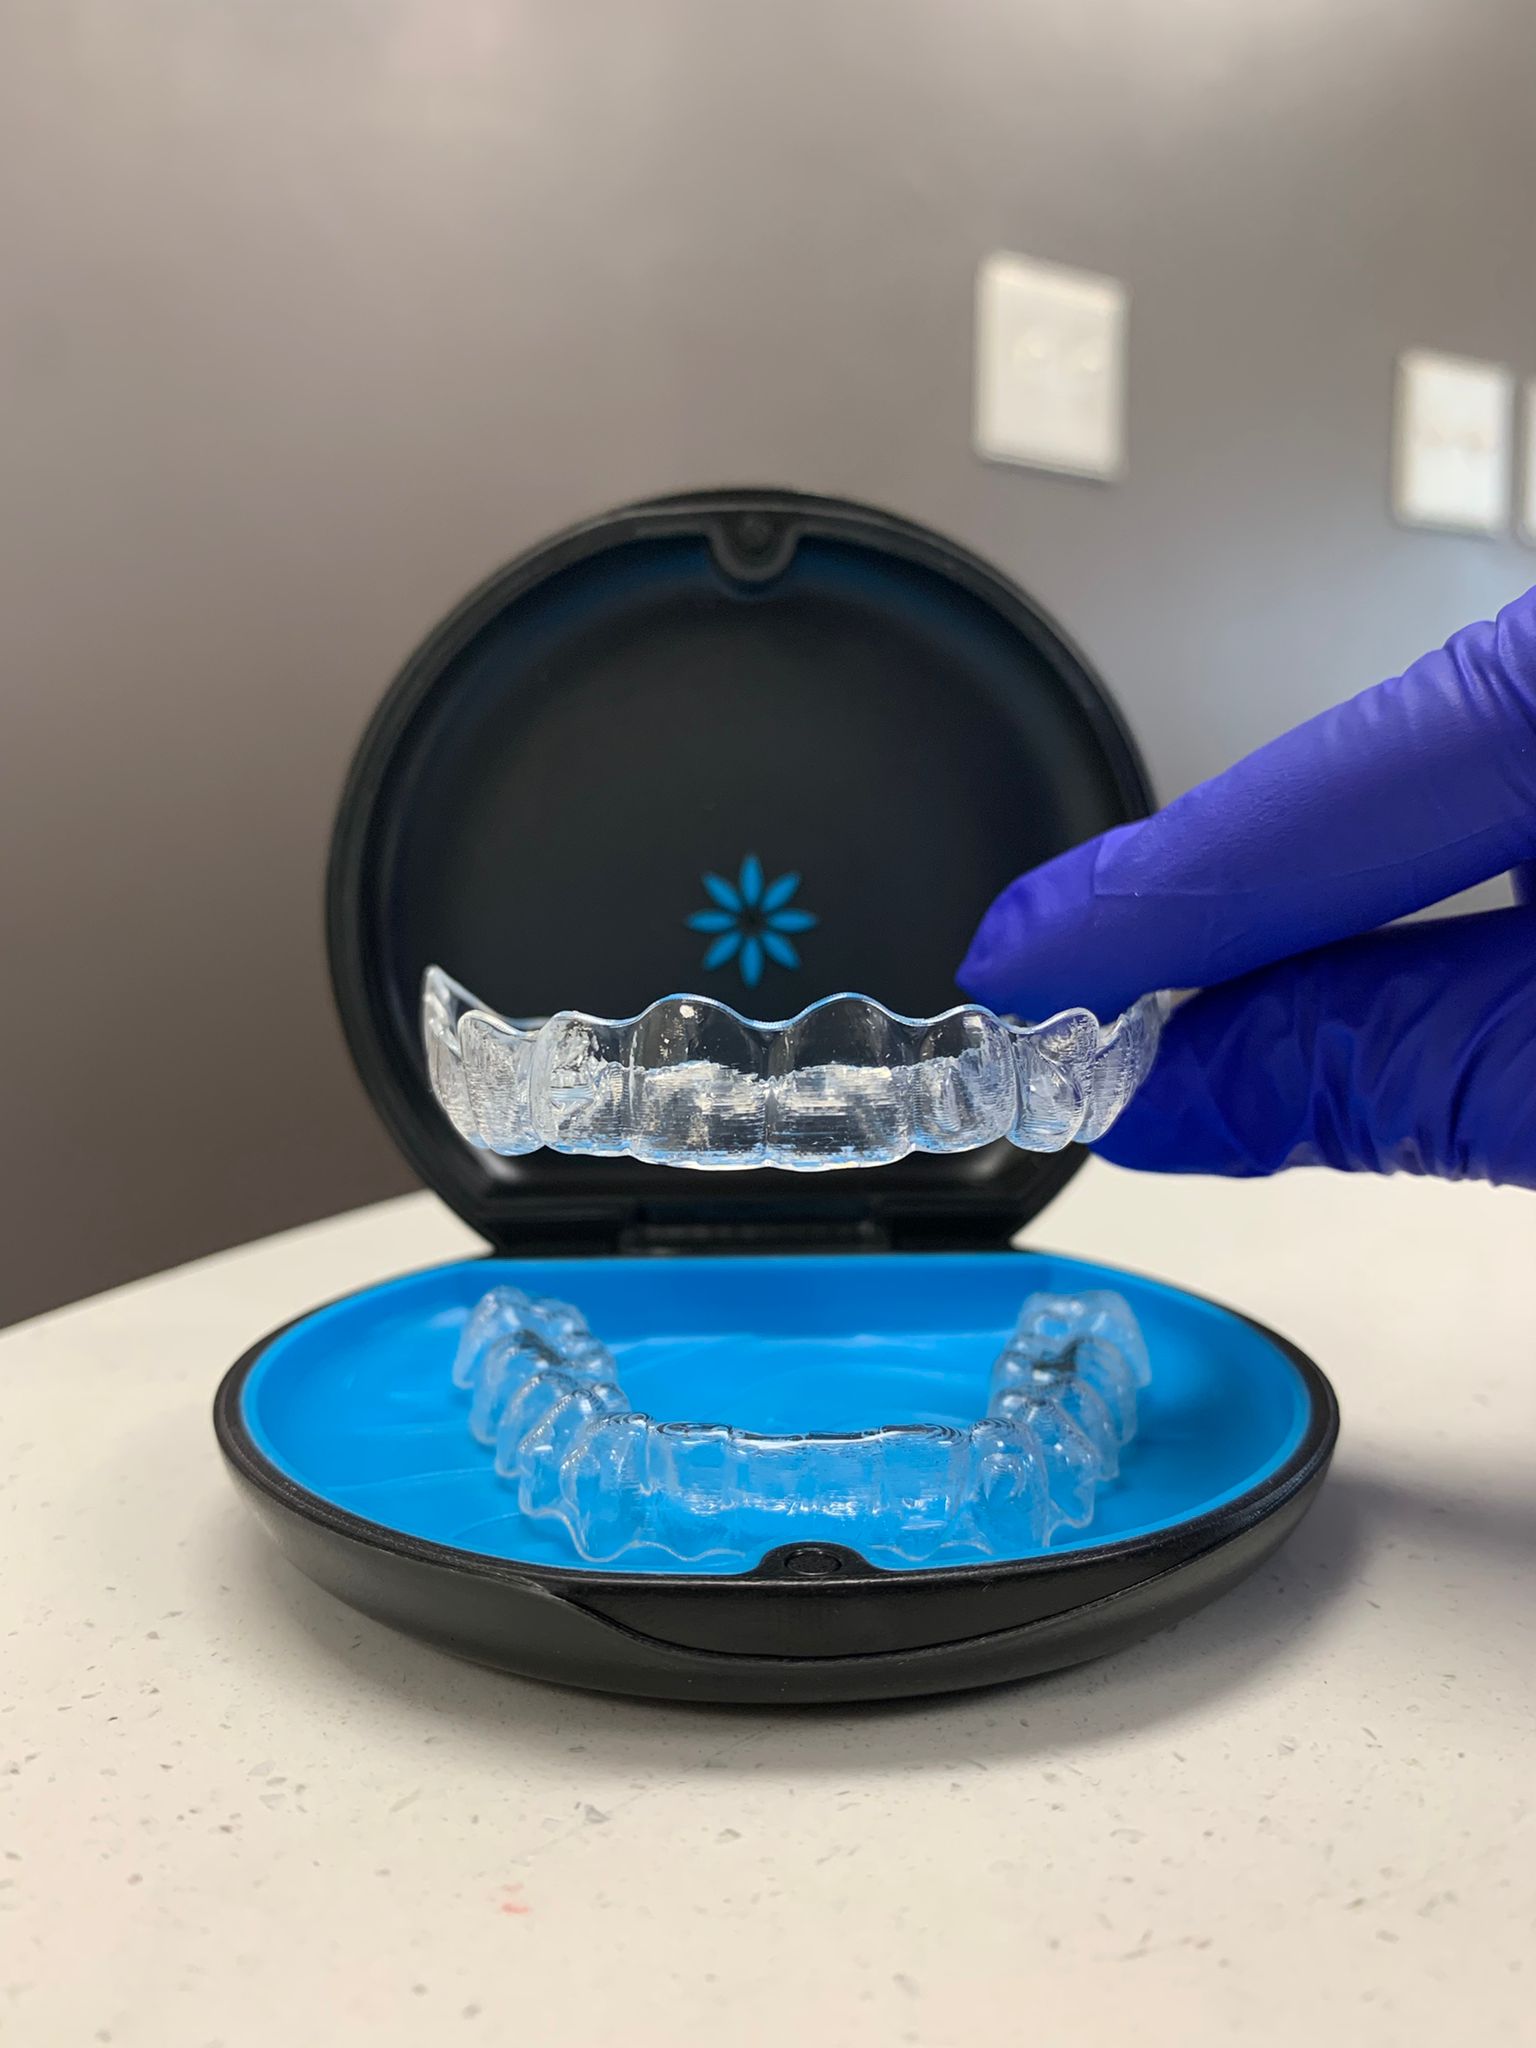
[[958, 584, 1536, 1186]]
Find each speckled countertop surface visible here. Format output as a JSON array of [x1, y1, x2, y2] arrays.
[[2, 1167, 1532, 2047]]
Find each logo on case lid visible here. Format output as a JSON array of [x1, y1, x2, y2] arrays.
[[686, 855, 818, 991]]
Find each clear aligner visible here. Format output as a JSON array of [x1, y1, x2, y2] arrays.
[[423, 969, 1165, 1171], [451, 1285, 1148, 1567]]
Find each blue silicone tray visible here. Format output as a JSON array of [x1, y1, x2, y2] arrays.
[[240, 1248, 1312, 1579]]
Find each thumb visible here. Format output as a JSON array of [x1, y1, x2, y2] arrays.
[[1093, 907, 1536, 1185]]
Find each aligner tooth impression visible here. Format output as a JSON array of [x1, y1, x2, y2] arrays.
[[422, 969, 1165, 1170], [450, 1285, 1149, 1567]]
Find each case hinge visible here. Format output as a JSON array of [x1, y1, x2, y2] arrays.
[[619, 1215, 890, 1255]]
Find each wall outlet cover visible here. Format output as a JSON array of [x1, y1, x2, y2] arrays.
[[1394, 350, 1512, 536], [974, 252, 1127, 481]]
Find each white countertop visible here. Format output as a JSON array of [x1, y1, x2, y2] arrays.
[[2, 1167, 1532, 2047]]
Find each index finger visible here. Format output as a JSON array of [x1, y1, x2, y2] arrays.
[[958, 585, 1536, 1019]]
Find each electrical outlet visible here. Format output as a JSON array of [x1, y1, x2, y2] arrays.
[[1393, 350, 1512, 536], [974, 252, 1127, 480]]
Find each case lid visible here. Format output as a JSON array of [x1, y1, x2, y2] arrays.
[[326, 490, 1152, 1254]]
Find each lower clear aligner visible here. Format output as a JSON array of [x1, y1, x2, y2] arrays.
[[451, 1286, 1151, 1568], [423, 968, 1166, 1169]]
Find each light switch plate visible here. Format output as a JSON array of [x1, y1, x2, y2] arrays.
[[1522, 381, 1536, 545], [974, 252, 1127, 479], [1393, 350, 1512, 535]]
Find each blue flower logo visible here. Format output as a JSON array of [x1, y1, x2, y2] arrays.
[[687, 854, 818, 990]]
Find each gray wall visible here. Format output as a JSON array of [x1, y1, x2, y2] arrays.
[[4, 0, 1535, 1325]]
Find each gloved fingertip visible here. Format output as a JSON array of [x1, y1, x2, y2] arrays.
[[956, 839, 1122, 1016], [954, 923, 1010, 1008], [954, 871, 1037, 1005]]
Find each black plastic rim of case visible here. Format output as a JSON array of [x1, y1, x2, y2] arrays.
[[215, 1273, 1339, 1706], [323, 488, 1156, 1258]]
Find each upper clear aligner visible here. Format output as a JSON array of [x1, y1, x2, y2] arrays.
[[422, 968, 1165, 1169], [452, 1285, 1151, 1567]]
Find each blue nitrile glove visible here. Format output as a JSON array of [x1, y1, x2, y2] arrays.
[[958, 585, 1536, 1185]]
